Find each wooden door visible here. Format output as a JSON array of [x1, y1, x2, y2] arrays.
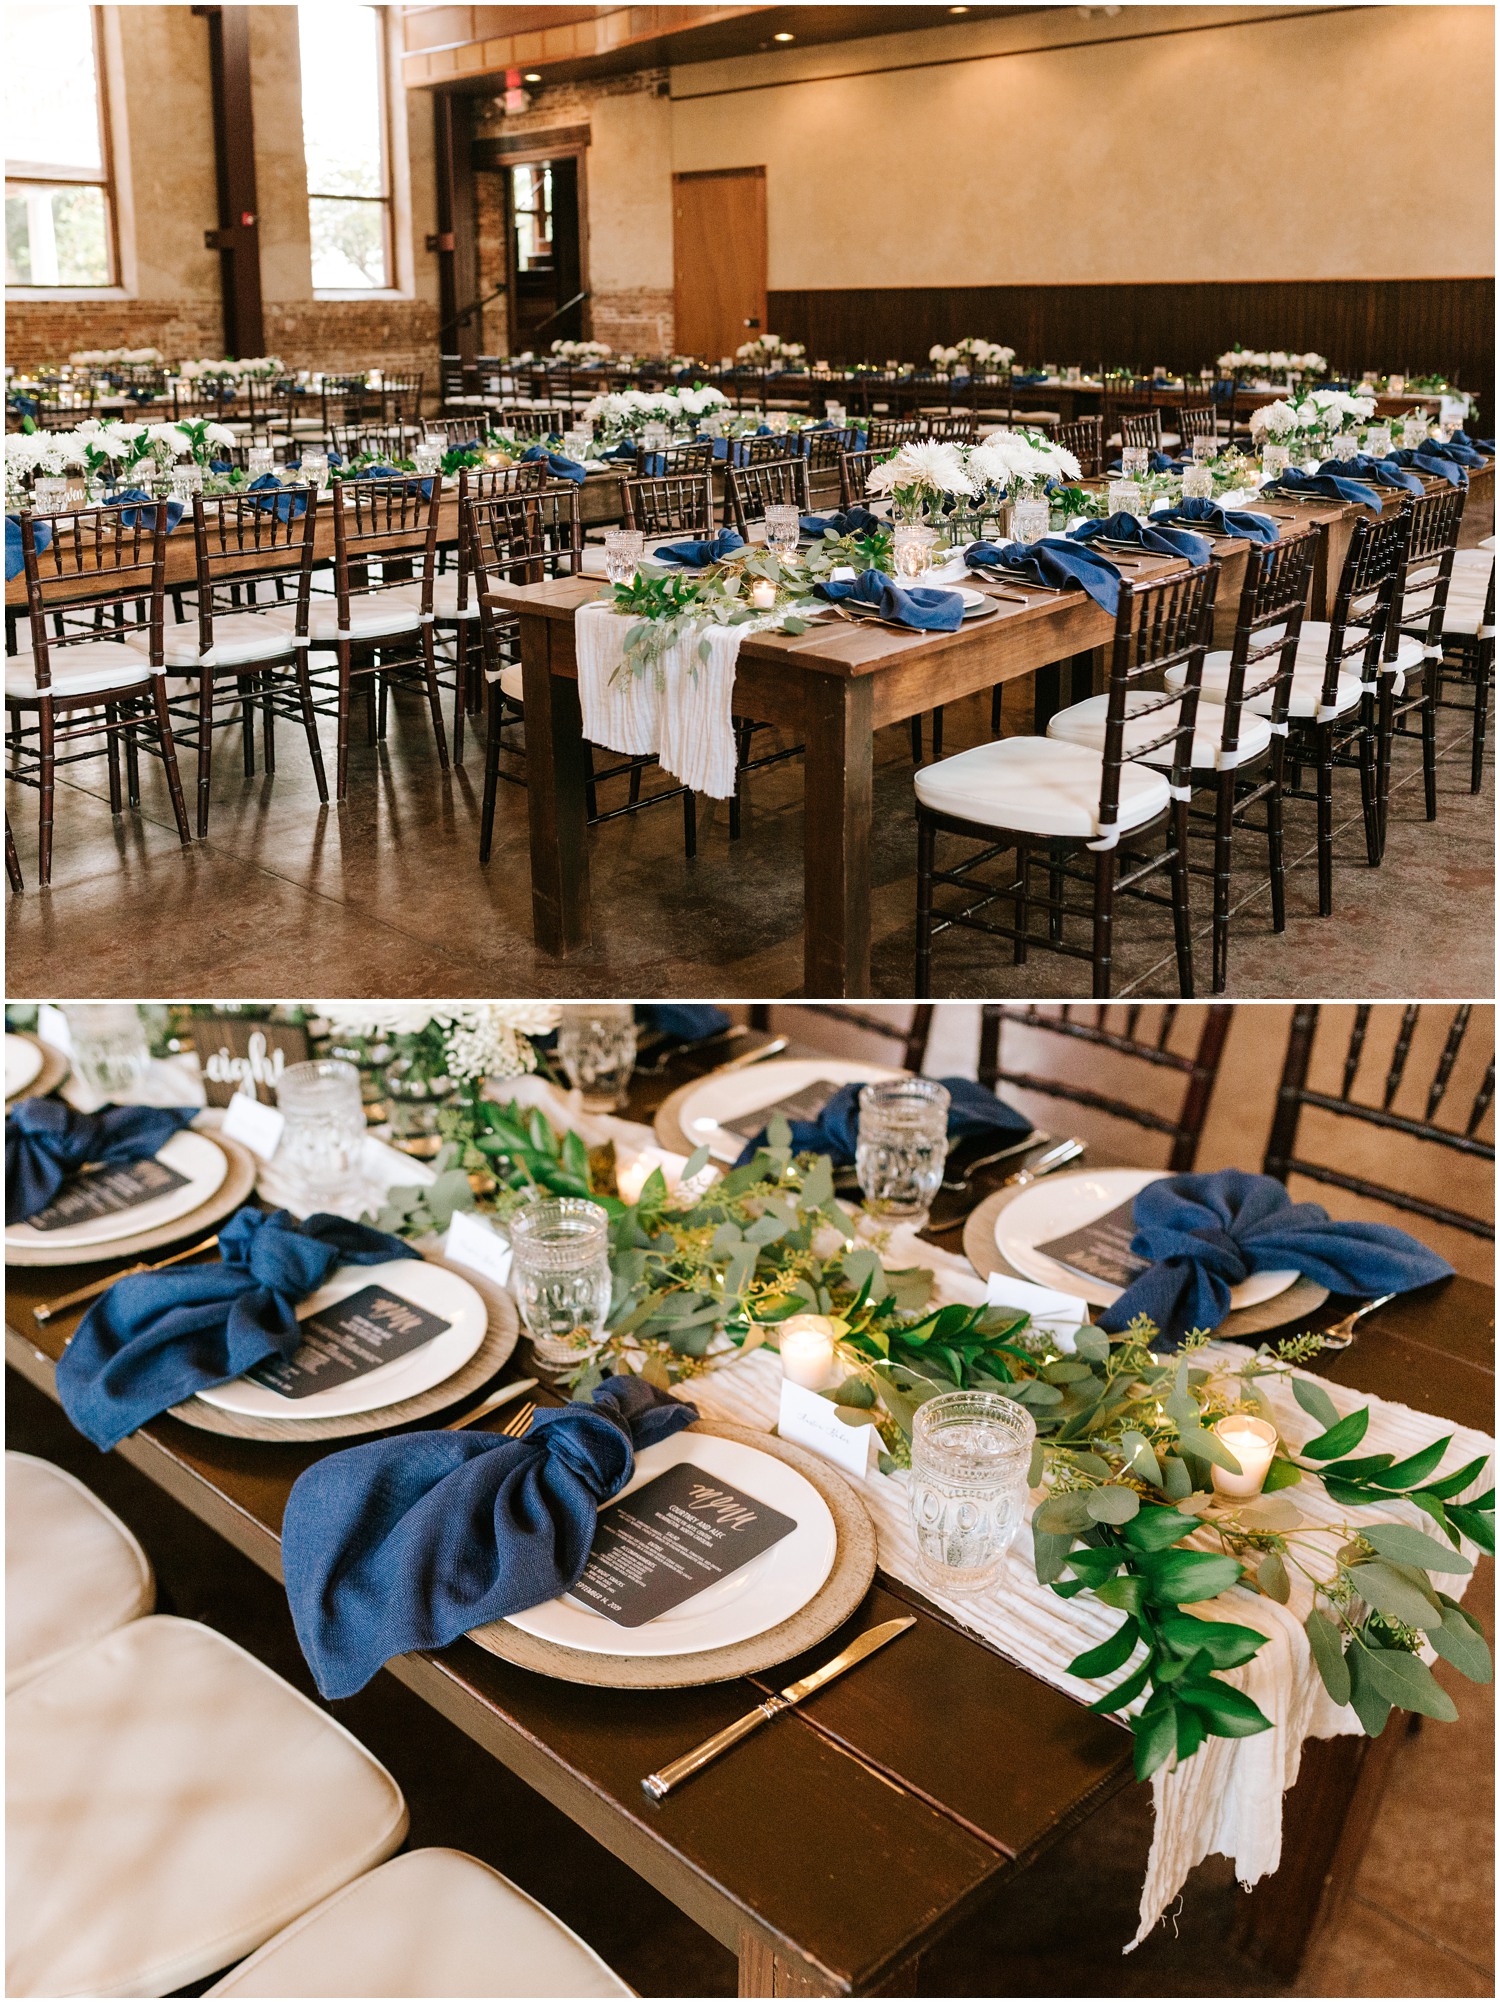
[[673, 166, 766, 362]]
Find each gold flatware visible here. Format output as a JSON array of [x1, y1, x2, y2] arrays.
[[641, 1616, 916, 1800], [1317, 1293, 1397, 1353], [499, 1400, 537, 1438], [444, 1378, 539, 1430], [34, 1235, 222, 1326]]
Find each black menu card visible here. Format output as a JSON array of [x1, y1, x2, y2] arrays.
[[721, 1078, 843, 1144], [569, 1463, 797, 1628], [1034, 1197, 1151, 1292], [26, 1156, 190, 1233], [246, 1284, 452, 1399]]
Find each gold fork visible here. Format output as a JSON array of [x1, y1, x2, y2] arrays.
[[499, 1401, 537, 1438], [444, 1378, 537, 1431]]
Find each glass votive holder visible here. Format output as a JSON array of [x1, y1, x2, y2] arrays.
[[1329, 432, 1359, 463], [299, 450, 328, 490], [556, 1002, 638, 1110], [1210, 1414, 1278, 1498], [908, 1391, 1036, 1595], [1121, 446, 1150, 480], [1181, 464, 1214, 501], [825, 401, 846, 424], [275, 1057, 368, 1208], [856, 1077, 951, 1223], [892, 523, 938, 581], [1009, 494, 1049, 543], [413, 443, 441, 476], [247, 446, 275, 480], [767, 411, 789, 435], [32, 477, 70, 516], [63, 1003, 150, 1100], [1387, 374, 1406, 395], [641, 422, 670, 454], [1260, 444, 1291, 483], [170, 463, 203, 502], [1107, 478, 1144, 519], [1192, 433, 1217, 464], [603, 528, 644, 585], [1401, 417, 1429, 450], [563, 429, 592, 462], [763, 503, 800, 554], [508, 1196, 614, 1372], [1365, 425, 1393, 460]]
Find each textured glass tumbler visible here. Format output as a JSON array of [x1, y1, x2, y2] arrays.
[[856, 1077, 950, 1224], [908, 1392, 1036, 1595], [604, 528, 644, 585], [892, 524, 937, 580], [763, 504, 800, 555], [1009, 495, 1048, 544], [509, 1197, 614, 1371], [64, 1004, 150, 1100], [276, 1058, 367, 1208], [556, 1003, 638, 1111]]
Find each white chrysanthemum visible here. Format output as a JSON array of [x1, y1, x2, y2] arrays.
[[317, 1004, 449, 1039], [1249, 399, 1299, 440], [864, 439, 976, 499], [145, 422, 189, 456], [203, 422, 238, 446]]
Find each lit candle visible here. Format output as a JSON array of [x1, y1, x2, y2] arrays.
[[749, 578, 777, 611], [778, 1312, 837, 1389], [1211, 1414, 1278, 1498]]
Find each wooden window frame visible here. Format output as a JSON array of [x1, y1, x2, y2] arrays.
[[304, 0, 395, 298], [5, 4, 119, 292]]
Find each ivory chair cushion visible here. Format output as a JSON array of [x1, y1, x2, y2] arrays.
[[164, 604, 303, 670], [387, 576, 481, 623], [5, 1454, 154, 1692], [1165, 653, 1371, 720], [306, 593, 424, 644], [913, 734, 1171, 840], [5, 638, 157, 701], [1444, 548, 1495, 639], [1046, 691, 1273, 772], [6, 1616, 408, 1999], [205, 1848, 633, 1998]]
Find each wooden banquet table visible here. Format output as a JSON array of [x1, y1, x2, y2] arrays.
[[5, 1048, 1494, 1995], [494, 462, 1492, 997]]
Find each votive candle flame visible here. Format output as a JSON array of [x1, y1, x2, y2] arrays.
[[1211, 1414, 1278, 1497], [779, 1313, 837, 1390]]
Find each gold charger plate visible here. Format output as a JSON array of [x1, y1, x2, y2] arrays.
[[6, 1033, 70, 1104], [170, 1238, 519, 1442], [962, 1182, 1329, 1340], [5, 1127, 258, 1268], [469, 1421, 877, 1689]]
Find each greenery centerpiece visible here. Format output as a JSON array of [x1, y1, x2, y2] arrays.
[[318, 1004, 559, 1157]]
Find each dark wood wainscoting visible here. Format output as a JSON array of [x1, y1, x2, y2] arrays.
[[769, 278, 1495, 421]]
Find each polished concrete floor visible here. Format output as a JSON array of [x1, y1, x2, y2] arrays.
[[9, 1373, 1492, 1998], [6, 663, 1492, 1001]]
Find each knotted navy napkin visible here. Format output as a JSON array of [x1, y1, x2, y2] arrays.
[[6, 1099, 198, 1227], [801, 507, 884, 539], [733, 1076, 1032, 1168], [111, 489, 185, 532], [813, 568, 964, 631], [652, 527, 744, 566], [965, 537, 1123, 617], [521, 445, 587, 484], [1386, 448, 1467, 490], [1315, 455, 1424, 496], [1069, 512, 1213, 564], [55, 1206, 418, 1451], [601, 440, 639, 462], [1267, 469, 1382, 509], [636, 1004, 731, 1042], [281, 1374, 698, 1698], [1095, 1168, 1454, 1347], [5, 513, 52, 582], [1155, 497, 1280, 543], [246, 473, 309, 521], [1420, 437, 1489, 468]]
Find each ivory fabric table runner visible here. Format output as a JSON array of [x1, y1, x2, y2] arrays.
[[574, 600, 744, 799]]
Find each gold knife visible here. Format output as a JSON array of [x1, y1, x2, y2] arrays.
[[641, 1616, 915, 1800], [34, 1235, 222, 1326]]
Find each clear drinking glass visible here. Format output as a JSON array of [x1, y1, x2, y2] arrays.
[[763, 504, 801, 555], [556, 1002, 638, 1111], [508, 1197, 614, 1371], [1330, 432, 1359, 463], [413, 443, 441, 476], [1121, 445, 1150, 480], [1009, 495, 1049, 544], [299, 451, 328, 491], [275, 1058, 368, 1208], [856, 1077, 951, 1223], [32, 478, 69, 515], [641, 422, 670, 454], [1107, 478, 1144, 520], [604, 528, 644, 585], [1260, 444, 1291, 483], [1192, 433, 1217, 464], [1365, 424, 1393, 460], [64, 1003, 150, 1100], [247, 446, 275, 480], [908, 1391, 1036, 1595], [1401, 417, 1429, 450], [1181, 464, 1214, 501], [892, 524, 937, 580], [563, 429, 592, 462]]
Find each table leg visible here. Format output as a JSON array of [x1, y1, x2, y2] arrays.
[[521, 613, 592, 955], [1033, 662, 1062, 731], [737, 1933, 839, 1997], [802, 671, 874, 996]]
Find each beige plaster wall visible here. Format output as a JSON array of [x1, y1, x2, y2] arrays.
[[112, 4, 221, 302]]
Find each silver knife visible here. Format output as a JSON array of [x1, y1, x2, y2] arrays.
[[715, 1035, 788, 1071], [641, 1616, 915, 1800], [1003, 1136, 1086, 1189]]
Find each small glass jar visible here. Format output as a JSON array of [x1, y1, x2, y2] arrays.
[[1260, 443, 1291, 483], [908, 1391, 1036, 1595], [64, 1003, 150, 1100], [1191, 433, 1216, 465], [508, 1196, 614, 1373], [603, 528, 644, 586], [1009, 494, 1049, 544], [1120, 446, 1150, 480], [1365, 424, 1393, 461], [1107, 478, 1145, 520], [892, 523, 938, 581], [275, 1058, 368, 1210], [247, 446, 275, 481], [856, 1077, 951, 1224], [412, 442, 441, 477], [563, 429, 592, 463], [1181, 464, 1214, 501], [641, 422, 670, 454], [31, 477, 69, 516], [556, 1002, 638, 1111], [299, 450, 329, 491], [1401, 417, 1429, 450], [383, 1054, 454, 1157], [1329, 432, 1359, 463], [763, 504, 800, 555]]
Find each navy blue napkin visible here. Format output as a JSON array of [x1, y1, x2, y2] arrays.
[[636, 1004, 732, 1041], [965, 537, 1123, 617], [801, 507, 883, 539], [5, 512, 51, 582], [1013, 370, 1050, 385], [813, 569, 964, 631], [110, 488, 184, 532], [1155, 497, 1279, 543], [1317, 455, 1424, 496], [1268, 469, 1382, 509], [281, 1374, 698, 1698], [1386, 448, 1467, 490], [1421, 437, 1488, 467], [246, 473, 308, 521], [1095, 1169, 1454, 1347], [602, 440, 639, 462], [520, 445, 587, 485], [355, 465, 436, 498], [652, 527, 744, 566], [1070, 512, 1212, 564], [6, 1099, 198, 1226], [734, 1076, 1032, 1168], [8, 394, 39, 420], [55, 1207, 420, 1451]]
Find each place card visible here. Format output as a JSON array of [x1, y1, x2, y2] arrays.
[[246, 1284, 452, 1399], [221, 1089, 285, 1161], [985, 1273, 1091, 1354], [1033, 1198, 1150, 1294], [778, 1378, 878, 1480], [444, 1208, 513, 1289], [569, 1462, 796, 1628], [25, 1154, 190, 1233], [36, 1004, 72, 1055]]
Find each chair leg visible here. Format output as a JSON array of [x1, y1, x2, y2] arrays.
[[1472, 649, 1491, 795], [1170, 802, 1195, 999], [629, 762, 643, 805], [376, 669, 389, 742], [150, 679, 193, 847], [914, 813, 936, 997], [336, 647, 353, 802], [931, 705, 945, 761], [295, 659, 328, 804], [1373, 683, 1393, 861], [452, 628, 467, 765], [682, 788, 697, 860], [1212, 774, 1234, 994], [1090, 848, 1116, 999], [364, 675, 378, 746], [1357, 716, 1381, 868], [991, 683, 1003, 737], [5, 815, 21, 894], [104, 703, 124, 814], [479, 685, 503, 866], [1048, 846, 1064, 942], [195, 671, 214, 838], [239, 676, 257, 778], [1267, 746, 1287, 935], [262, 670, 276, 776], [1315, 726, 1335, 917], [1013, 843, 1029, 965], [37, 701, 56, 889], [584, 743, 599, 822], [910, 714, 923, 764], [1420, 664, 1438, 821], [420, 627, 450, 769]]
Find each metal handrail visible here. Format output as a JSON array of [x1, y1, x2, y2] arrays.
[[531, 289, 589, 336]]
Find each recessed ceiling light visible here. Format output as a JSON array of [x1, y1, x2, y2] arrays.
[[773, 31, 794, 40], [523, 71, 541, 81], [949, 5, 969, 12]]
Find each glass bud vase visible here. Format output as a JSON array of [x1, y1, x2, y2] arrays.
[[383, 1054, 455, 1158]]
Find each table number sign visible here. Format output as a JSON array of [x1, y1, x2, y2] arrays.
[[25, 1155, 190, 1233], [247, 1285, 451, 1399], [568, 1463, 796, 1628], [187, 1016, 311, 1107]]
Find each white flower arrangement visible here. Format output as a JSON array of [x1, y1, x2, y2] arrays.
[[550, 339, 613, 361], [929, 345, 961, 367], [317, 1002, 560, 1086], [68, 346, 164, 367], [1219, 346, 1330, 381], [1248, 398, 1301, 441], [734, 333, 806, 364], [178, 356, 285, 381], [967, 428, 1080, 495], [956, 337, 1015, 367], [580, 385, 728, 440], [864, 439, 976, 505]]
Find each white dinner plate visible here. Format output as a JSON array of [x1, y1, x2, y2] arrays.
[[5, 1128, 229, 1252], [505, 1431, 837, 1658], [997, 1167, 1298, 1310], [196, 1257, 488, 1419], [671, 1055, 903, 1163], [5, 1033, 44, 1099]]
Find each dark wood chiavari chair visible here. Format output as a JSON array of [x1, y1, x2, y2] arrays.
[[635, 439, 714, 479], [320, 375, 381, 435], [329, 421, 424, 465], [172, 377, 237, 425], [1264, 1003, 1494, 1239], [494, 406, 568, 440], [977, 1003, 1232, 1169], [1173, 403, 1218, 454], [30, 386, 99, 430], [1055, 416, 1106, 480], [5, 814, 21, 893], [162, 491, 326, 835], [865, 416, 923, 451], [437, 355, 471, 410], [838, 447, 883, 509], [1436, 543, 1495, 794], [747, 1004, 937, 1072], [9, 502, 192, 883], [913, 413, 978, 442], [1375, 486, 1467, 853], [723, 456, 810, 536], [422, 415, 493, 448], [732, 434, 803, 470], [473, 356, 508, 403], [915, 564, 1219, 998], [620, 473, 715, 538], [379, 372, 424, 425], [431, 462, 550, 758], [805, 426, 862, 472], [1119, 407, 1165, 453]]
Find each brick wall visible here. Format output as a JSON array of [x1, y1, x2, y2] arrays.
[[592, 286, 674, 355], [6, 299, 223, 371], [475, 170, 508, 353], [265, 300, 441, 380]]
